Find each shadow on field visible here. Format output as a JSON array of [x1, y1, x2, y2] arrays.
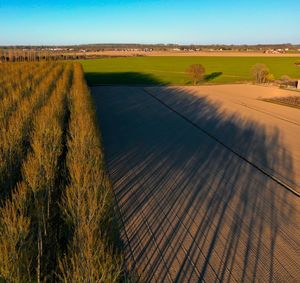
[[85, 72, 168, 86], [204, 71, 223, 81], [91, 77, 299, 282]]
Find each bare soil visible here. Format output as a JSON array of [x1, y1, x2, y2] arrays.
[[92, 84, 300, 282], [147, 84, 300, 192], [82, 50, 300, 57]]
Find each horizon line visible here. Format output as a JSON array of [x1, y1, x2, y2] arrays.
[[1, 42, 300, 47]]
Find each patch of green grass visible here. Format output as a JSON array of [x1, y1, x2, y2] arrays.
[[80, 56, 300, 86]]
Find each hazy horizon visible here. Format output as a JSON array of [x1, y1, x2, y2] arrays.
[[1, 42, 300, 47]]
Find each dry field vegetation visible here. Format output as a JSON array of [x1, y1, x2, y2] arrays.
[[263, 95, 300, 109], [0, 62, 123, 282]]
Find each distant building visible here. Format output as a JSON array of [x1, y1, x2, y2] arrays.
[[282, 79, 299, 89], [265, 49, 283, 54]]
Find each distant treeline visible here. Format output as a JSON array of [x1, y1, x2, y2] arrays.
[[0, 49, 87, 62], [71, 43, 300, 51], [1, 43, 300, 56]]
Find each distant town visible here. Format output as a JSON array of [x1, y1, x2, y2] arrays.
[[1, 43, 300, 62]]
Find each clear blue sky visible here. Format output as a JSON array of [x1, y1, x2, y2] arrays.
[[0, 0, 299, 45]]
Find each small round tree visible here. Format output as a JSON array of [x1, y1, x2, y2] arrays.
[[266, 73, 275, 83], [252, 63, 270, 84], [187, 64, 205, 85]]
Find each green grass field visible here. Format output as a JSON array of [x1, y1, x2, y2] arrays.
[[80, 56, 300, 86]]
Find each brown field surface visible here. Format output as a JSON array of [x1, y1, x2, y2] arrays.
[[92, 84, 300, 282], [146, 84, 300, 192], [83, 50, 300, 57]]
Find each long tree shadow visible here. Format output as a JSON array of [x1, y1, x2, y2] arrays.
[[85, 72, 168, 86], [91, 79, 300, 282], [148, 86, 299, 191], [85, 71, 223, 86], [204, 72, 223, 82]]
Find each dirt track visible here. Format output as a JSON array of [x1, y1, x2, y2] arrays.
[[92, 85, 300, 282]]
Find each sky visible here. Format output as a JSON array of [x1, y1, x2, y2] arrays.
[[0, 0, 299, 45]]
